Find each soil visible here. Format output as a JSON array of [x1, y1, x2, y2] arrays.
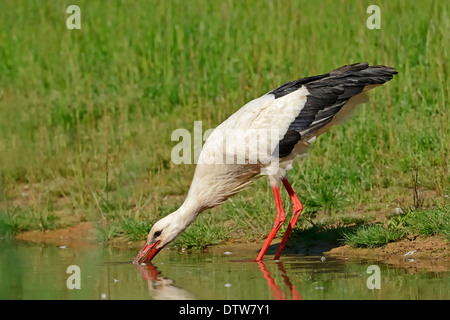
[[14, 222, 449, 272], [206, 236, 449, 271], [14, 222, 98, 248], [326, 236, 449, 272]]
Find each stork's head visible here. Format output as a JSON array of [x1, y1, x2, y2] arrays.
[[133, 214, 181, 264]]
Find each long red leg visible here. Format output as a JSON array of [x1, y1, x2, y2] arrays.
[[256, 183, 286, 261], [274, 177, 303, 260]]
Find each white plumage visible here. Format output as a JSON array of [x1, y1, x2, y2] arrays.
[[134, 63, 397, 263]]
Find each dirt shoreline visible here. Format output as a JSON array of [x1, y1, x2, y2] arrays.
[[206, 236, 449, 272], [14, 222, 449, 272]]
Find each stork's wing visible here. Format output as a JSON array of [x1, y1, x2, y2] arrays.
[[200, 63, 397, 166], [273, 63, 397, 157]]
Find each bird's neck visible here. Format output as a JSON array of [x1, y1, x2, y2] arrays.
[[169, 195, 204, 232]]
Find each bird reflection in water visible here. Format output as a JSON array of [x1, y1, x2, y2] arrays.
[[257, 260, 302, 300], [136, 263, 195, 300], [136, 260, 301, 300]]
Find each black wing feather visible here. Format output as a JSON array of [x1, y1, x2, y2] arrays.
[[275, 63, 397, 158]]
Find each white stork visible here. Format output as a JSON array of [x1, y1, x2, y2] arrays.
[[134, 63, 397, 263]]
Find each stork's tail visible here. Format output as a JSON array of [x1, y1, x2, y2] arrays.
[[327, 62, 398, 91]]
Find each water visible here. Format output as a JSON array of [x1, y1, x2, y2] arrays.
[[0, 240, 448, 300]]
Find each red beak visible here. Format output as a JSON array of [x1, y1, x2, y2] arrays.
[[133, 241, 161, 264]]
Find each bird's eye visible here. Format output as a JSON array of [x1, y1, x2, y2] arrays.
[[154, 230, 162, 238]]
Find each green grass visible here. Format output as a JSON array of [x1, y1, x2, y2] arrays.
[[342, 205, 450, 247], [405, 206, 450, 240], [342, 224, 406, 248], [0, 1, 449, 248]]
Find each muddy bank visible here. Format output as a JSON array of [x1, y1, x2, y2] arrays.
[[13, 222, 449, 271], [14, 222, 98, 247], [205, 231, 449, 260], [326, 236, 449, 272]]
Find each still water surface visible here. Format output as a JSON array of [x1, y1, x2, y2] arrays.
[[0, 240, 448, 299]]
